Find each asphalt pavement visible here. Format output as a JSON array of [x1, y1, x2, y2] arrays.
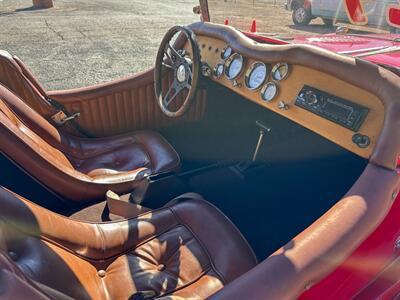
[[0, 0, 199, 90]]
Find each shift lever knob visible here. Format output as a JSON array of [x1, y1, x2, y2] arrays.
[[256, 120, 271, 133]]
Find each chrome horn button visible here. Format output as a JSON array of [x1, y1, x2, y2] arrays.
[[176, 64, 186, 83]]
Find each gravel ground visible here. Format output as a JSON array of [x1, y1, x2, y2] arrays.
[[0, 0, 333, 90], [0, 0, 199, 90]]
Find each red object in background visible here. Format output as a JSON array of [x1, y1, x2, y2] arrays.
[[299, 193, 400, 299], [388, 4, 400, 27], [303, 0, 312, 10], [224, 19, 229, 25], [344, 0, 368, 24], [250, 20, 257, 33]]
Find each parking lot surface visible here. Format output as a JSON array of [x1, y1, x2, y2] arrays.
[[1, 0, 331, 90]]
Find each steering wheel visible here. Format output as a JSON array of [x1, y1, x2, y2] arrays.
[[154, 26, 201, 118]]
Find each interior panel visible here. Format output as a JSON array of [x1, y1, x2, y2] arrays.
[[49, 70, 207, 137], [187, 35, 385, 160]]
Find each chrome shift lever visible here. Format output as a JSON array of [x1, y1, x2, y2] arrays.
[[252, 121, 271, 162]]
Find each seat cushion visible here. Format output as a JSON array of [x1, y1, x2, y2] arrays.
[[0, 189, 257, 300], [70, 130, 181, 177]]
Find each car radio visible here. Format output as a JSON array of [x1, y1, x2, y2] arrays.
[[295, 85, 369, 132]]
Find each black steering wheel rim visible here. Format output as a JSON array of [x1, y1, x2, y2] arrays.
[[154, 26, 201, 118]]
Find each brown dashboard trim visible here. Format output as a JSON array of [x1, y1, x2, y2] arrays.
[[189, 22, 400, 171]]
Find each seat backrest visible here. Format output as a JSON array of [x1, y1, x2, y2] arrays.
[[0, 84, 104, 201], [0, 51, 53, 117]]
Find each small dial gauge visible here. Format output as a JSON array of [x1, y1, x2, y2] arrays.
[[224, 53, 245, 80], [272, 63, 289, 81], [221, 47, 233, 60], [214, 63, 224, 78], [261, 82, 278, 102], [245, 62, 269, 90]]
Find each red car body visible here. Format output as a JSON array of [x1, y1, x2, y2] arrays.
[[231, 21, 400, 300]]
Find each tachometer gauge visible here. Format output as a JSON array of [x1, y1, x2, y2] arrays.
[[214, 63, 224, 78], [272, 63, 289, 81], [261, 82, 278, 102], [221, 46, 233, 60], [224, 53, 245, 80], [245, 62, 269, 90]]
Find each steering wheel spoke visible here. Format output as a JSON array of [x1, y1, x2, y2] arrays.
[[162, 61, 175, 70], [163, 79, 183, 107]]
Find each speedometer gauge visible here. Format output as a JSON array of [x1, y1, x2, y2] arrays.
[[261, 82, 278, 102], [245, 62, 269, 90], [224, 53, 245, 80], [221, 47, 233, 60], [272, 63, 289, 81]]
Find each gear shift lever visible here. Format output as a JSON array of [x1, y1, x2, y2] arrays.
[[252, 120, 271, 162], [231, 120, 271, 178]]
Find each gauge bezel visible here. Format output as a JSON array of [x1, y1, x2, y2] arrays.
[[224, 53, 245, 81], [245, 62, 269, 91], [261, 82, 279, 102], [271, 62, 290, 81], [221, 46, 233, 60], [214, 63, 224, 79]]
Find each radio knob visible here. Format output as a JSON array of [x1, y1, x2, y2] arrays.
[[305, 91, 319, 106]]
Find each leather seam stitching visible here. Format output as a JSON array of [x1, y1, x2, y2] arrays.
[[167, 206, 227, 284]]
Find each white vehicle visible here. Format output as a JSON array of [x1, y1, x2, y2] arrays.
[[285, 0, 399, 32]]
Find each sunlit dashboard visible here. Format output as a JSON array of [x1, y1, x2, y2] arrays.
[[190, 35, 385, 160]]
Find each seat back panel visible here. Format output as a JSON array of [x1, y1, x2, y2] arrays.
[[0, 51, 51, 117]]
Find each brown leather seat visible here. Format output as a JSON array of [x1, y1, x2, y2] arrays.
[[0, 187, 257, 300], [0, 50, 52, 117], [0, 82, 180, 203]]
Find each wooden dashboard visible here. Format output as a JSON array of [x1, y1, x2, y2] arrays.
[[191, 35, 385, 160]]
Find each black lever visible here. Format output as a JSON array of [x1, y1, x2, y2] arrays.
[[252, 120, 271, 162]]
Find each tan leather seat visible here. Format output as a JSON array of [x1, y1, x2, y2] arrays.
[[0, 82, 180, 203], [0, 187, 257, 300]]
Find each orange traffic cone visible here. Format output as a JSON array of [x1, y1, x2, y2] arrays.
[[250, 19, 257, 33]]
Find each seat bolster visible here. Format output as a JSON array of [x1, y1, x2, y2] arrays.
[[133, 130, 181, 173], [88, 167, 150, 183], [13, 55, 48, 98], [166, 196, 258, 284]]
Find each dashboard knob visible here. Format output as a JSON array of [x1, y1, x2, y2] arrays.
[[278, 101, 289, 110], [304, 91, 319, 105], [352, 133, 370, 148]]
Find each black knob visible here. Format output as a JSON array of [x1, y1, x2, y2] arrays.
[[304, 91, 319, 105], [352, 134, 370, 148]]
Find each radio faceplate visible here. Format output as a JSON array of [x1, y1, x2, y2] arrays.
[[295, 85, 369, 132]]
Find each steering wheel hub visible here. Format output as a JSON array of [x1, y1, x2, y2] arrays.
[[176, 64, 187, 83]]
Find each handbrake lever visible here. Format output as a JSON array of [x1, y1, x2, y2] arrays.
[[252, 120, 271, 162]]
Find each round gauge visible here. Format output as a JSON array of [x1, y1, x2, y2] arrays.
[[261, 82, 278, 102], [214, 63, 224, 78], [245, 62, 269, 90], [224, 53, 245, 80], [272, 63, 289, 81], [221, 47, 233, 60]]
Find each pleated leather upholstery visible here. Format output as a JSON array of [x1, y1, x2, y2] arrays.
[[0, 50, 207, 138], [0, 188, 257, 300], [49, 69, 207, 137]]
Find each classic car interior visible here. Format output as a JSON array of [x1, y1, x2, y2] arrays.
[[0, 20, 399, 300]]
